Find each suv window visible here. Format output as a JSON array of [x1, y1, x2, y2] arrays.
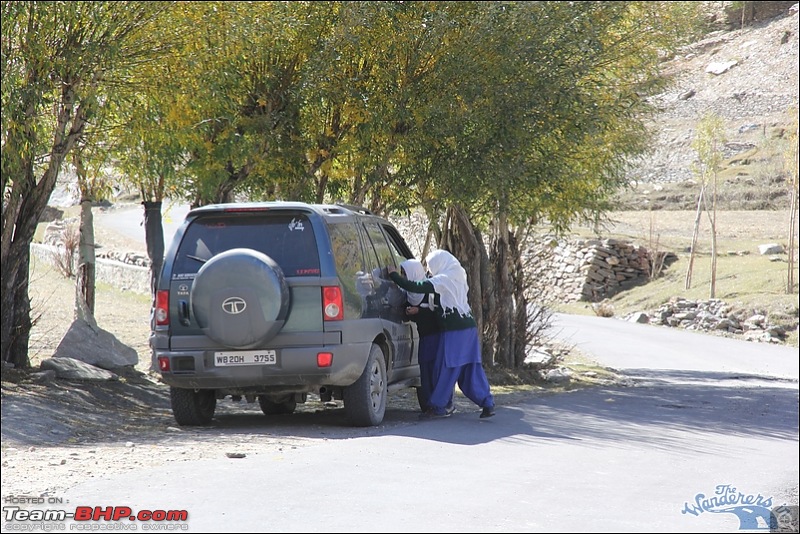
[[363, 221, 398, 269], [172, 212, 320, 278], [382, 223, 410, 266], [328, 221, 368, 318]]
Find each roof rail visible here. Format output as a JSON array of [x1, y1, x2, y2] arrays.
[[335, 203, 373, 215]]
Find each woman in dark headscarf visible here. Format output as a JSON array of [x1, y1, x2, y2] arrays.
[[390, 250, 495, 419]]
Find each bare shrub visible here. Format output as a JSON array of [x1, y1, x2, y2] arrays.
[[50, 223, 79, 278], [592, 300, 615, 317], [647, 212, 668, 280], [527, 303, 555, 348], [505, 303, 568, 377]]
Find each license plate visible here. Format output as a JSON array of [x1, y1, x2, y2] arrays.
[[214, 350, 277, 366]]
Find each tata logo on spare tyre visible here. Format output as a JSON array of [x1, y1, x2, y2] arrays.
[[221, 297, 247, 315]]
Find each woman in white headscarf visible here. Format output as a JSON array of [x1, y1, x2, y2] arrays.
[[399, 259, 452, 414], [390, 250, 495, 419]]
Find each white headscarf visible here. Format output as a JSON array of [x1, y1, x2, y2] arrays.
[[425, 249, 471, 316], [400, 258, 426, 306]]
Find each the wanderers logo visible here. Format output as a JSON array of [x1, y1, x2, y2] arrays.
[[681, 484, 791, 530]]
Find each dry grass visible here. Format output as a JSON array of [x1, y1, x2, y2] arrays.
[[28, 258, 153, 372]]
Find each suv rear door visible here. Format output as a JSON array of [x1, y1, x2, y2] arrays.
[[166, 208, 330, 350]]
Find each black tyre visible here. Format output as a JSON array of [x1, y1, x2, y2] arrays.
[[191, 248, 289, 349], [258, 395, 297, 415], [415, 386, 428, 412], [343, 344, 387, 427], [170, 387, 216, 426]]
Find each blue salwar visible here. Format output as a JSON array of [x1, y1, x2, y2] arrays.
[[417, 332, 441, 409], [427, 326, 494, 413]]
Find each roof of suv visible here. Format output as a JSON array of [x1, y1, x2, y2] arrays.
[[186, 201, 378, 221]]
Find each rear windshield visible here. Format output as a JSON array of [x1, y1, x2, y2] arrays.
[[171, 212, 320, 278]]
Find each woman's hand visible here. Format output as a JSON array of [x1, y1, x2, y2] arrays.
[[405, 306, 419, 315]]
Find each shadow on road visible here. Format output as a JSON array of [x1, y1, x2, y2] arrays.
[[161, 368, 800, 451], [3, 368, 796, 452]]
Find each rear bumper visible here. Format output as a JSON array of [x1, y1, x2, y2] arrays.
[[153, 343, 371, 391]]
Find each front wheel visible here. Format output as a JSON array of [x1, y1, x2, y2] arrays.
[[415, 386, 428, 412], [343, 344, 387, 427], [170, 387, 216, 426]]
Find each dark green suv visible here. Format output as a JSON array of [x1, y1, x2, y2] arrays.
[[150, 202, 422, 427]]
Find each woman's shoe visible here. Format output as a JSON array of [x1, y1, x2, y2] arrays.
[[419, 409, 451, 420], [479, 406, 496, 418]]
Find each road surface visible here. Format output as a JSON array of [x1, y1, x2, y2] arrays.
[[47, 314, 798, 533]]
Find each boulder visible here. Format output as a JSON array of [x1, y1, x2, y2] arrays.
[[53, 319, 138, 370], [40, 357, 118, 381]]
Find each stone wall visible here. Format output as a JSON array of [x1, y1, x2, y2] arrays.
[[721, 1, 797, 28], [525, 237, 675, 303], [30, 243, 151, 295]]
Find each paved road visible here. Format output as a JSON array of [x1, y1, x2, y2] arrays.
[[551, 312, 799, 380], [94, 201, 190, 252], [53, 314, 798, 533]]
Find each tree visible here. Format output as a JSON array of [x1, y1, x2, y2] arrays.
[[152, 1, 322, 208], [71, 143, 113, 323], [687, 113, 726, 297], [111, 33, 186, 296], [1, 1, 171, 367], [785, 111, 799, 294], [379, 1, 705, 367]]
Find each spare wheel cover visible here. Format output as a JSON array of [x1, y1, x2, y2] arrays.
[[191, 248, 289, 348]]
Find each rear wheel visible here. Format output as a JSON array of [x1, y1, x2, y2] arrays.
[[258, 395, 297, 415], [170, 387, 216, 426], [343, 344, 387, 427]]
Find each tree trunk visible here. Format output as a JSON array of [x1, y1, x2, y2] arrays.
[[2, 155, 79, 366], [5, 253, 33, 368], [143, 201, 166, 298], [440, 204, 495, 365], [75, 199, 97, 326], [685, 184, 706, 290], [442, 205, 484, 328], [474, 223, 493, 365], [439, 204, 536, 369], [509, 229, 530, 368], [709, 173, 718, 298], [788, 124, 799, 294], [490, 215, 514, 368]]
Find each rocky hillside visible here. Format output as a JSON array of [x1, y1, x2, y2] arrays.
[[619, 2, 799, 210]]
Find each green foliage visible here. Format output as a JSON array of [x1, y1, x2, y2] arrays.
[[692, 113, 727, 184], [79, 1, 704, 223], [4, 0, 705, 217]]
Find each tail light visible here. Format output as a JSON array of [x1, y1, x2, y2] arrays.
[[322, 286, 343, 321], [317, 352, 333, 367], [155, 290, 170, 326]]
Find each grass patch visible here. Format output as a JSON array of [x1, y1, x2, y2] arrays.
[[548, 210, 799, 347]]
